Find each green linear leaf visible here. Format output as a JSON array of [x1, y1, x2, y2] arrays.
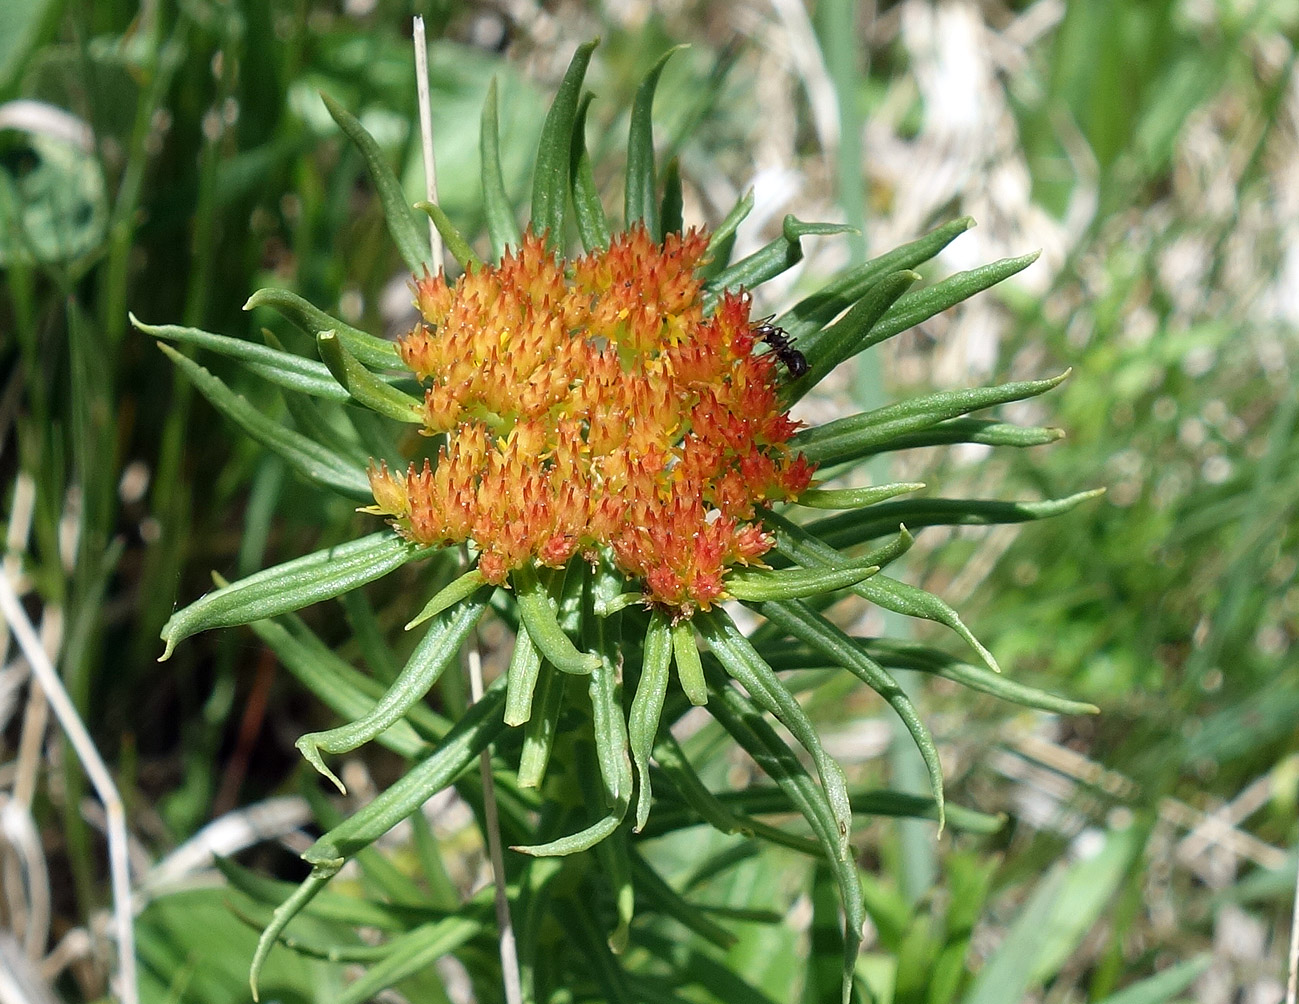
[[762, 507, 914, 576], [503, 622, 544, 726], [132, 315, 349, 401], [320, 90, 429, 274], [570, 90, 610, 252], [785, 269, 918, 402], [156, 343, 371, 502], [697, 609, 852, 854], [795, 482, 925, 509], [1091, 955, 1211, 1004], [858, 574, 1000, 674], [316, 331, 424, 423], [699, 188, 753, 281], [531, 39, 598, 250], [752, 598, 945, 832], [630, 611, 672, 830], [629, 847, 735, 949], [333, 912, 486, 1004], [513, 562, 600, 674], [726, 559, 879, 602], [518, 663, 565, 787], [405, 568, 487, 630], [295, 592, 489, 793], [251, 869, 334, 999], [702, 215, 853, 310], [780, 216, 973, 342], [706, 679, 863, 1004], [244, 286, 399, 368], [791, 372, 1068, 466], [303, 676, 508, 867], [590, 645, 633, 807], [160, 532, 429, 659], [626, 46, 682, 239], [481, 77, 521, 261], [660, 156, 683, 236], [856, 417, 1064, 454], [671, 618, 707, 705], [806, 488, 1106, 548], [414, 201, 483, 270]]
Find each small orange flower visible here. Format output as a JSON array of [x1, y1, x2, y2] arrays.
[[367, 225, 815, 613]]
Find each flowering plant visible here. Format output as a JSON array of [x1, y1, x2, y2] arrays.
[[137, 41, 1096, 1004]]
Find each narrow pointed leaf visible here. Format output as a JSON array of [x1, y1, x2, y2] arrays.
[[570, 91, 610, 251], [707, 680, 863, 1004], [785, 270, 918, 401], [859, 416, 1065, 454], [625, 47, 682, 239], [320, 90, 429, 273], [671, 618, 708, 705], [792, 372, 1069, 466], [754, 598, 945, 831], [250, 869, 334, 999], [629, 848, 735, 949], [295, 592, 489, 792], [697, 609, 852, 854], [807, 488, 1106, 547], [699, 188, 752, 281], [503, 622, 544, 726], [414, 201, 482, 269], [795, 482, 925, 509], [405, 568, 487, 630], [245, 286, 399, 368], [531, 39, 598, 249], [316, 331, 423, 423], [132, 315, 349, 401], [858, 574, 1000, 674], [302, 677, 508, 867], [513, 562, 600, 674], [703, 215, 854, 310], [781, 216, 974, 342], [480, 77, 521, 261], [590, 647, 633, 807], [160, 532, 429, 659], [726, 560, 879, 601], [518, 663, 564, 787], [158, 345, 370, 499], [333, 913, 485, 1004], [762, 508, 914, 575], [515, 810, 622, 857], [630, 611, 672, 830]]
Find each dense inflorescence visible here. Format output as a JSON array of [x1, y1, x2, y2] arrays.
[[365, 225, 815, 612]]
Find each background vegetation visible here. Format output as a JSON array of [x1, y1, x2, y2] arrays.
[[1, 0, 1295, 1002]]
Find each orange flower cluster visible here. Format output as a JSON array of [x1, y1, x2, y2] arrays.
[[366, 225, 815, 612]]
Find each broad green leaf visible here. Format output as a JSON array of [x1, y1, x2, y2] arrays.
[[245, 286, 400, 368], [755, 598, 945, 831], [295, 592, 489, 792], [157, 344, 370, 502], [570, 91, 610, 251], [792, 372, 1069, 467], [808, 488, 1105, 547], [132, 315, 350, 401], [781, 216, 974, 343], [414, 200, 483, 269], [702, 215, 855, 311], [316, 331, 424, 423], [531, 39, 598, 250], [480, 77, 521, 261], [625, 46, 682, 239], [785, 270, 918, 401], [795, 482, 925, 509], [726, 559, 880, 602], [160, 532, 429, 659], [320, 90, 429, 274], [512, 562, 599, 674], [630, 611, 672, 830], [698, 610, 853, 854]]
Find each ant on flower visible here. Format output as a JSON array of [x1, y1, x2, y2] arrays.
[[752, 315, 808, 378]]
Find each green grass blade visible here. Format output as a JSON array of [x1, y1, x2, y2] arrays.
[[570, 91, 611, 251], [1090, 955, 1211, 1004], [156, 343, 371, 500], [316, 331, 424, 423], [480, 77, 521, 261], [625, 46, 681, 239], [295, 592, 489, 792], [531, 39, 598, 250], [160, 533, 430, 659], [320, 90, 429, 274], [245, 286, 400, 368]]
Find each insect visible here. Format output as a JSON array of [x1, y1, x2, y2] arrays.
[[752, 316, 808, 378]]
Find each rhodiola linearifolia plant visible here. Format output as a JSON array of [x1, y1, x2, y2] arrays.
[[136, 41, 1100, 1004]]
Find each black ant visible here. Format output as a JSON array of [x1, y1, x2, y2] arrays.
[[752, 316, 808, 378]]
